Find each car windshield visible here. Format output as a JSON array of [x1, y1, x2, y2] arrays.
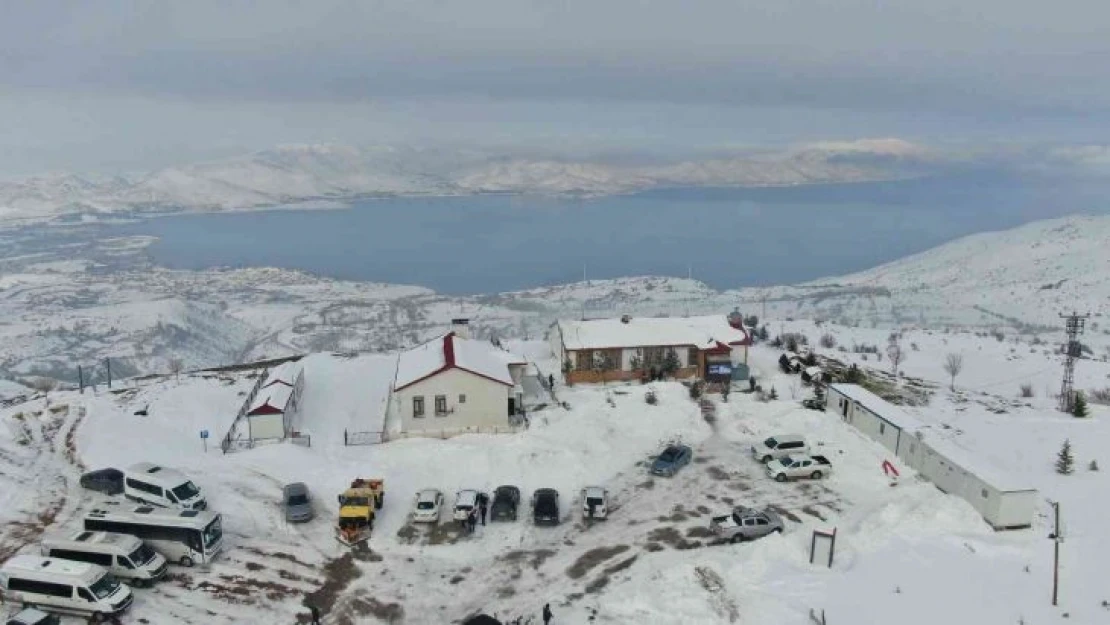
[[456, 504, 473, 511], [203, 518, 223, 549], [763, 437, 778, 448], [287, 494, 309, 506], [172, 481, 200, 501], [128, 543, 157, 566], [417, 501, 436, 510], [342, 496, 370, 507], [586, 497, 604, 506], [659, 449, 677, 461], [88, 573, 121, 599]]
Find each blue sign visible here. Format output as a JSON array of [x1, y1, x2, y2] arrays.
[[200, 430, 209, 439], [708, 364, 733, 376]]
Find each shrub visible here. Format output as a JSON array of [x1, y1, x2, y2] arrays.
[[1090, 460, 1100, 472], [688, 381, 703, 401], [767, 386, 778, 401], [819, 333, 836, 349], [645, 390, 658, 405], [1089, 387, 1110, 405], [1019, 384, 1034, 398]]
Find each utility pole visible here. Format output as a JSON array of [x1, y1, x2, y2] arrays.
[[78, 365, 84, 394], [1050, 500, 1062, 606], [761, 291, 767, 323], [1058, 312, 1090, 412], [104, 358, 112, 389]]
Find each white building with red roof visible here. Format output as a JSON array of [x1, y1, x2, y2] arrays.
[[245, 360, 305, 440], [390, 320, 528, 434]]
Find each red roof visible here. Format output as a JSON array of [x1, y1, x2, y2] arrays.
[[394, 333, 525, 392]]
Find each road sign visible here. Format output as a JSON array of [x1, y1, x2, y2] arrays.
[[200, 430, 209, 439], [200, 429, 209, 452]]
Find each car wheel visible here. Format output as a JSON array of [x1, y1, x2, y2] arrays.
[[729, 534, 745, 544], [762, 455, 772, 463], [774, 527, 784, 534], [180, 555, 195, 567], [811, 471, 823, 479], [774, 473, 787, 482], [90, 613, 105, 623]]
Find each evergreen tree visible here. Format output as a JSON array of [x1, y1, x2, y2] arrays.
[[768, 386, 778, 401], [662, 350, 681, 377], [1072, 392, 1090, 418], [814, 385, 825, 403], [1056, 439, 1075, 475]]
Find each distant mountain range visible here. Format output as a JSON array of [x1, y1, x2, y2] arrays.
[[0, 139, 942, 225]]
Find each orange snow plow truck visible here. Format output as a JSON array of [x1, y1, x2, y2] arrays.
[[336, 478, 384, 546]]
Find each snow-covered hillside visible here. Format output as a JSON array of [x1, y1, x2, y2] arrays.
[[4, 214, 1110, 385], [0, 140, 939, 225], [1, 331, 1106, 624]]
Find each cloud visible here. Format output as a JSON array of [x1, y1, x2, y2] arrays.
[[3, 1, 1110, 173]]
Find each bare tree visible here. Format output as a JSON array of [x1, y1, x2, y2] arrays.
[[168, 358, 184, 381], [942, 353, 964, 390], [886, 342, 906, 376], [27, 377, 58, 406]]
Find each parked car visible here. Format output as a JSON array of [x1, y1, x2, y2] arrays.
[[453, 489, 480, 522], [766, 455, 833, 482], [282, 482, 314, 523], [751, 434, 809, 464], [490, 485, 520, 522], [709, 506, 784, 543], [580, 486, 609, 520], [412, 489, 444, 523], [531, 488, 560, 526], [5, 608, 60, 625], [650, 444, 692, 477], [79, 468, 124, 496], [801, 398, 825, 411]]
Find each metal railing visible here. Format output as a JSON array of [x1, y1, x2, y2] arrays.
[[343, 430, 384, 446], [222, 434, 311, 453], [220, 369, 269, 453]]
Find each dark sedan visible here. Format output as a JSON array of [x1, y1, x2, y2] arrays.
[[491, 485, 520, 522], [531, 488, 560, 526]]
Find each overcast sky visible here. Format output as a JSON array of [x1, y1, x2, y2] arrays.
[[3, 0, 1109, 175]]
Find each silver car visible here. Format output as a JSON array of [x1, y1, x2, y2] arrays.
[[709, 506, 784, 544], [282, 482, 314, 523]]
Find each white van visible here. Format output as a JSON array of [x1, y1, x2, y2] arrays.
[[41, 530, 167, 587], [0, 555, 133, 622], [123, 462, 207, 510], [751, 434, 809, 463]]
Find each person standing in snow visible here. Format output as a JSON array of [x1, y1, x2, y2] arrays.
[[309, 605, 321, 625], [542, 603, 553, 624], [479, 493, 488, 525], [548, 373, 555, 389]]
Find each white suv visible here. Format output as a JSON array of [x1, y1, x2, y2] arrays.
[[751, 434, 808, 464], [453, 489, 479, 522], [581, 486, 609, 520]]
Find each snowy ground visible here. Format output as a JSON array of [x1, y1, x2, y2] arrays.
[[1, 335, 1108, 624]]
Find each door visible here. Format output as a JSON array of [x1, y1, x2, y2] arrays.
[[841, 398, 849, 419], [507, 398, 516, 416]]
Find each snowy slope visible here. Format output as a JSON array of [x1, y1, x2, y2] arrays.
[[2, 333, 1107, 624]]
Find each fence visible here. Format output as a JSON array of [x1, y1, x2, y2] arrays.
[[342, 424, 526, 445], [220, 368, 269, 453], [222, 434, 312, 453], [344, 430, 384, 446]]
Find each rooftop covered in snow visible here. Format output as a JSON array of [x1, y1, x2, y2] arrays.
[[394, 332, 526, 391], [828, 383, 927, 432], [916, 431, 1036, 494], [556, 314, 750, 351]]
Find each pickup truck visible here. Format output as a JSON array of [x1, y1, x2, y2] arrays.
[[709, 506, 784, 543], [765, 455, 832, 482]]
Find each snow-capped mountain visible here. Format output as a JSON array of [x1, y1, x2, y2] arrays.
[[0, 140, 945, 224]]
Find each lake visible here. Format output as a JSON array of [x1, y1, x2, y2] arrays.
[[116, 172, 1110, 294]]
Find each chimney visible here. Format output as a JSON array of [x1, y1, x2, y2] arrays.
[[451, 318, 470, 339]]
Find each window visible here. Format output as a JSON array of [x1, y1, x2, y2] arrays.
[[8, 577, 73, 598], [412, 396, 425, 418], [743, 518, 757, 526], [118, 555, 135, 569], [435, 395, 448, 416], [981, 488, 989, 498], [575, 350, 593, 371], [688, 347, 699, 367], [459, 394, 466, 404], [879, 423, 886, 435], [49, 548, 111, 566], [126, 478, 163, 497], [755, 518, 769, 526], [79, 587, 97, 602], [782, 442, 802, 450]]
